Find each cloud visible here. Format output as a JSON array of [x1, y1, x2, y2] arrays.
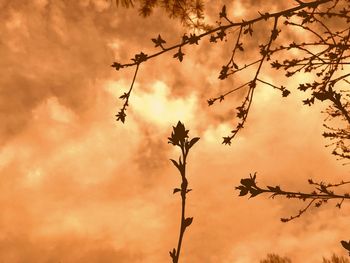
[[1, 0, 350, 262]]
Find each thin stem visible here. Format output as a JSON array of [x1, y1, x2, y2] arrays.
[[174, 148, 187, 263]]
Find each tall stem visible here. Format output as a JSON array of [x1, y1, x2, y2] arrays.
[[175, 148, 187, 263]]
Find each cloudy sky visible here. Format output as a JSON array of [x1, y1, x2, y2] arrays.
[[1, 0, 350, 262]]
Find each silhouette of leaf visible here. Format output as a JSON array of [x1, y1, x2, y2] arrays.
[[188, 33, 200, 45], [116, 110, 126, 123], [219, 65, 229, 80], [219, 5, 226, 18], [207, 98, 214, 106], [151, 34, 166, 48], [222, 136, 232, 145], [210, 35, 217, 43], [184, 217, 193, 227], [303, 97, 315, 106], [217, 29, 226, 41], [237, 42, 244, 51], [168, 121, 189, 146], [313, 91, 330, 101], [250, 188, 263, 197], [173, 188, 181, 194], [132, 52, 148, 64], [298, 83, 308, 91], [259, 11, 270, 20], [188, 137, 200, 149], [282, 89, 290, 97], [111, 62, 123, 70], [341, 240, 350, 251], [236, 186, 249, 196], [173, 48, 185, 62], [119, 92, 128, 99], [241, 178, 254, 188], [169, 248, 176, 259], [170, 159, 181, 170]]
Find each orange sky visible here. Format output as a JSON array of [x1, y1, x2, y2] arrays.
[[1, 0, 350, 262]]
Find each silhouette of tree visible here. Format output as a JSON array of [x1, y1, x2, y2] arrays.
[[325, 254, 350, 263], [259, 253, 350, 262], [115, 0, 206, 28], [260, 253, 292, 263], [323, 253, 350, 262], [113, 0, 350, 156], [112, 0, 350, 257]]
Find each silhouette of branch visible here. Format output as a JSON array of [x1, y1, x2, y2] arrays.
[[235, 172, 350, 222], [168, 121, 199, 263], [113, 1, 350, 257], [112, 0, 350, 152], [114, 63, 140, 123]]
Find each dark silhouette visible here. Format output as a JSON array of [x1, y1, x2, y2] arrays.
[[113, 0, 350, 257], [260, 253, 292, 263], [259, 253, 350, 262], [168, 121, 199, 263], [323, 253, 350, 262], [113, 0, 350, 155], [236, 173, 350, 222], [115, 0, 206, 28]]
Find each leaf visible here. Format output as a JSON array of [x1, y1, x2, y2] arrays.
[[119, 92, 128, 99], [222, 136, 232, 145], [219, 5, 226, 18], [188, 137, 200, 149], [132, 52, 148, 64], [219, 65, 229, 80], [282, 89, 290, 97], [240, 178, 254, 187], [111, 62, 123, 70], [170, 159, 180, 170], [313, 91, 330, 101], [341, 240, 350, 251], [116, 110, 126, 123], [236, 186, 249, 196], [209, 35, 217, 43], [173, 48, 185, 62], [207, 99, 214, 106], [173, 188, 181, 194], [188, 33, 200, 45], [217, 29, 226, 41], [237, 43, 244, 51], [169, 248, 176, 259], [151, 34, 166, 48], [298, 84, 308, 91], [184, 217, 193, 227], [249, 188, 262, 198], [302, 97, 315, 106]]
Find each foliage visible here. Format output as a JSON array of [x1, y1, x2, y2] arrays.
[[113, 0, 350, 258], [259, 253, 350, 262], [323, 253, 350, 262], [115, 0, 206, 28], [236, 173, 350, 254], [260, 253, 292, 263], [236, 172, 350, 222], [113, 0, 350, 156], [168, 121, 199, 263]]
